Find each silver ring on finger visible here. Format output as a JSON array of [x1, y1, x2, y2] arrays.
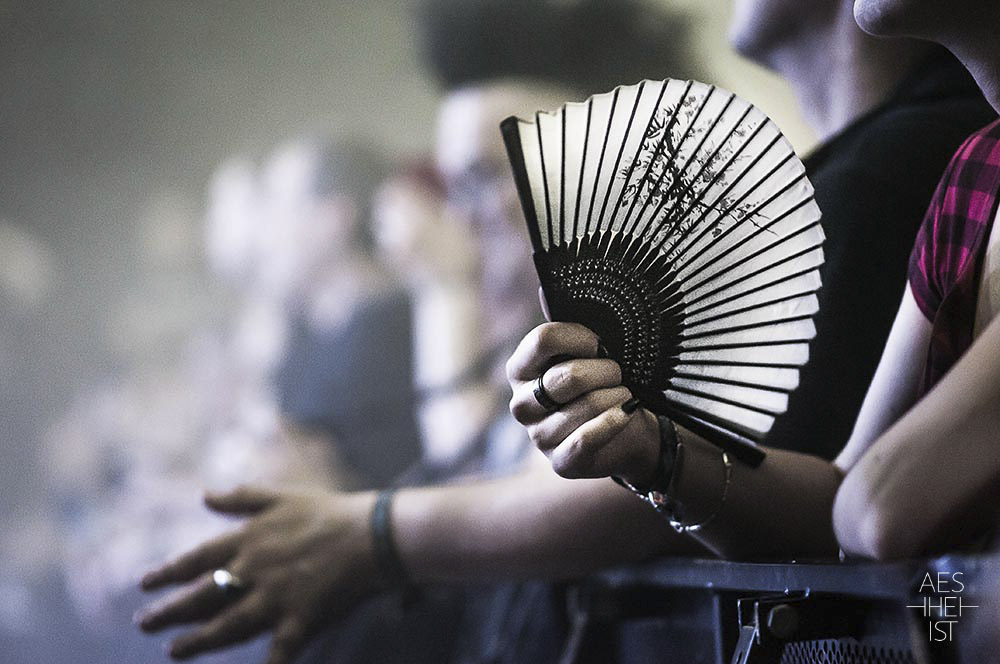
[[533, 372, 565, 413], [212, 569, 247, 597]]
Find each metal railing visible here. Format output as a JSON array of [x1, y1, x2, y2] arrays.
[[564, 553, 1000, 664]]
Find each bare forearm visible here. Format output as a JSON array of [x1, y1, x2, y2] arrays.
[[835, 315, 1000, 559], [392, 464, 705, 583], [666, 431, 844, 560]]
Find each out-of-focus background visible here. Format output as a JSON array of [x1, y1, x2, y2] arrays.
[[0, 0, 814, 661]]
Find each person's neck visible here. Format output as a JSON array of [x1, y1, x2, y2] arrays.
[[766, 10, 928, 140], [947, 38, 1000, 115]]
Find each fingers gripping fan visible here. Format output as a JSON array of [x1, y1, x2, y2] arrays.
[[501, 79, 824, 466]]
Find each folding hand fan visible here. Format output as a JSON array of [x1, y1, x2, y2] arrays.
[[501, 79, 824, 466]]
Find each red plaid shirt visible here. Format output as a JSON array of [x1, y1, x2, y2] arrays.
[[909, 118, 1000, 395]]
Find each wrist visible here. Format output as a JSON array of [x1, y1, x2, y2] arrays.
[[612, 413, 680, 513], [619, 410, 670, 488], [664, 435, 733, 534], [341, 490, 381, 575], [369, 488, 412, 591]]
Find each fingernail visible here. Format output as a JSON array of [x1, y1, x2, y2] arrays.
[[596, 339, 609, 358], [621, 397, 640, 414]]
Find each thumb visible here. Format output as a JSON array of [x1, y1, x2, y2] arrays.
[[205, 484, 279, 515]]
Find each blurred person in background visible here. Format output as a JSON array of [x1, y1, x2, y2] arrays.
[[263, 138, 422, 490], [372, 158, 541, 482], [372, 162, 501, 476], [198, 152, 342, 496], [199, 139, 421, 494], [40, 136, 413, 661], [726, 0, 995, 462], [138, 1, 695, 662]]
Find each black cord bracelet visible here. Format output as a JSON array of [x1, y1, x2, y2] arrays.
[[370, 489, 410, 588]]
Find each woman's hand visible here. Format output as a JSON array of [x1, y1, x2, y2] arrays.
[[506, 322, 660, 485], [136, 486, 379, 663]]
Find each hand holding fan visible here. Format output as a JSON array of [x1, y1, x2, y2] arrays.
[[501, 79, 824, 466]]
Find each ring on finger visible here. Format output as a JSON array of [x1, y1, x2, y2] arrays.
[[533, 371, 565, 413], [212, 569, 247, 597]]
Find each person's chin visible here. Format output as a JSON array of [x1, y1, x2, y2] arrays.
[[726, 19, 784, 71], [853, 0, 908, 37], [727, 23, 762, 63]]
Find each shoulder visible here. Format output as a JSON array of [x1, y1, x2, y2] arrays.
[[927, 119, 1000, 218], [942, 118, 1000, 180], [807, 107, 996, 225], [907, 120, 1000, 319], [819, 102, 994, 176]]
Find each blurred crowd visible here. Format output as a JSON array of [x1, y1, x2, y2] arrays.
[[1, 3, 695, 659]]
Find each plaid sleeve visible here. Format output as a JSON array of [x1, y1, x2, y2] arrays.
[[907, 130, 986, 321], [908, 166, 951, 321]]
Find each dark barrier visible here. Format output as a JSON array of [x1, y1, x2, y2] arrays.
[[562, 553, 1000, 664]]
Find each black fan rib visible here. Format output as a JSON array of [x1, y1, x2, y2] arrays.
[[500, 116, 545, 253], [536, 113, 554, 248], [595, 81, 648, 243], [585, 89, 619, 237], [571, 100, 593, 240], [617, 80, 696, 238]]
